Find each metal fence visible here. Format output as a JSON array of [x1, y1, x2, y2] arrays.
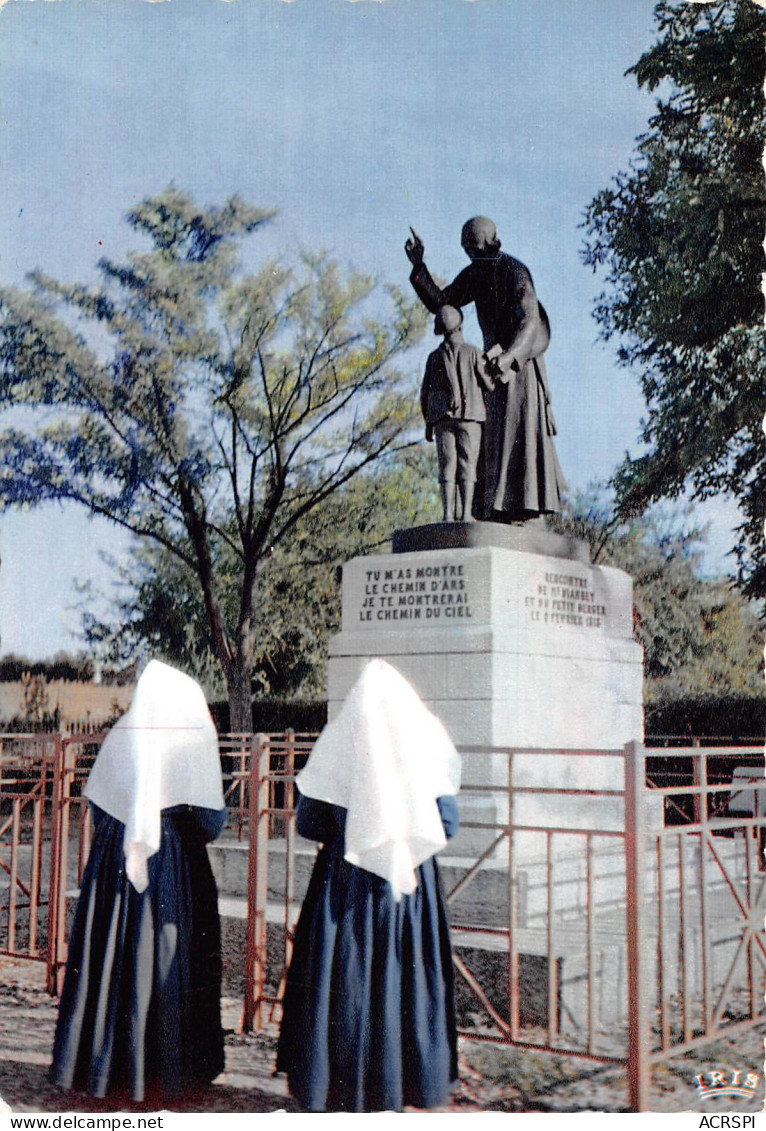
[[0, 731, 315, 992], [1, 730, 763, 1110], [0, 733, 60, 986], [240, 738, 766, 1112], [641, 747, 766, 1086]]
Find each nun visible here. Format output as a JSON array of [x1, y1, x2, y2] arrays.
[[276, 658, 461, 1112], [49, 660, 227, 1105]]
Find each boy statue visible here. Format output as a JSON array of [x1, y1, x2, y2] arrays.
[[420, 305, 494, 523]]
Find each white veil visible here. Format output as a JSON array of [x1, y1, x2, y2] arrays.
[[296, 659, 461, 900], [84, 659, 225, 892]]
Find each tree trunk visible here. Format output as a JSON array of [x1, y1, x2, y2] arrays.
[[227, 659, 253, 733], [226, 563, 259, 735]]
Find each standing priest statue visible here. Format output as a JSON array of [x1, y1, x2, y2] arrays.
[[406, 216, 566, 523]]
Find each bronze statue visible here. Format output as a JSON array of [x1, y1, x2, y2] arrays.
[[406, 217, 566, 522], [420, 305, 494, 523]]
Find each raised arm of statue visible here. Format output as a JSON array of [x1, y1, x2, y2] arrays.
[[404, 226, 424, 268], [408, 259, 476, 319], [405, 226, 446, 313]]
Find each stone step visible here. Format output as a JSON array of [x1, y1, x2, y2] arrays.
[[65, 888, 605, 957], [207, 830, 750, 928], [208, 832, 632, 895]]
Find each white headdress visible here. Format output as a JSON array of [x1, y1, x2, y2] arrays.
[[84, 659, 225, 892], [296, 659, 461, 900]]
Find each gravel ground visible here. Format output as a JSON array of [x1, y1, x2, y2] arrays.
[[0, 958, 763, 1115]]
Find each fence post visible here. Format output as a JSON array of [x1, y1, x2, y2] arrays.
[[624, 740, 650, 1112], [243, 733, 270, 1033], [691, 737, 701, 825], [283, 729, 296, 985], [45, 733, 65, 994]]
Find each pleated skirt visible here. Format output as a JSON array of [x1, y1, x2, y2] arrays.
[[276, 841, 457, 1112], [50, 805, 225, 1104]]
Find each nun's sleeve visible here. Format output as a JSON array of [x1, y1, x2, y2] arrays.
[[437, 795, 459, 840], [294, 791, 339, 843]]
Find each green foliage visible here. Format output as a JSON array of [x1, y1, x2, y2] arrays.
[[582, 1, 766, 597], [80, 447, 440, 700], [0, 188, 428, 725], [550, 491, 765, 698]]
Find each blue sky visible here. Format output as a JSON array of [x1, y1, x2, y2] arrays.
[[0, 0, 742, 659]]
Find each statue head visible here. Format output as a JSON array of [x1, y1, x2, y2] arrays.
[[434, 305, 463, 336], [460, 216, 501, 260]]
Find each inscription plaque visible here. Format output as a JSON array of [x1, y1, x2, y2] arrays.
[[356, 562, 475, 624], [522, 569, 608, 629]]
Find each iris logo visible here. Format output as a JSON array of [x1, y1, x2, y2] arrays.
[[694, 1070, 760, 1100]]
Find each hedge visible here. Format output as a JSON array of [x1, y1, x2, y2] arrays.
[[210, 698, 328, 735], [211, 693, 766, 743], [644, 694, 766, 742]]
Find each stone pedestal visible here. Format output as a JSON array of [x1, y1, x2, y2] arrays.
[[327, 522, 651, 854]]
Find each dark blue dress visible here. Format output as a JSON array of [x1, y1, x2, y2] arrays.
[[50, 803, 227, 1104], [276, 793, 458, 1112]]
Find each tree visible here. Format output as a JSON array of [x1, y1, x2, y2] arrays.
[[550, 491, 765, 698], [0, 189, 427, 728], [79, 448, 440, 701], [582, 1, 766, 597]]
